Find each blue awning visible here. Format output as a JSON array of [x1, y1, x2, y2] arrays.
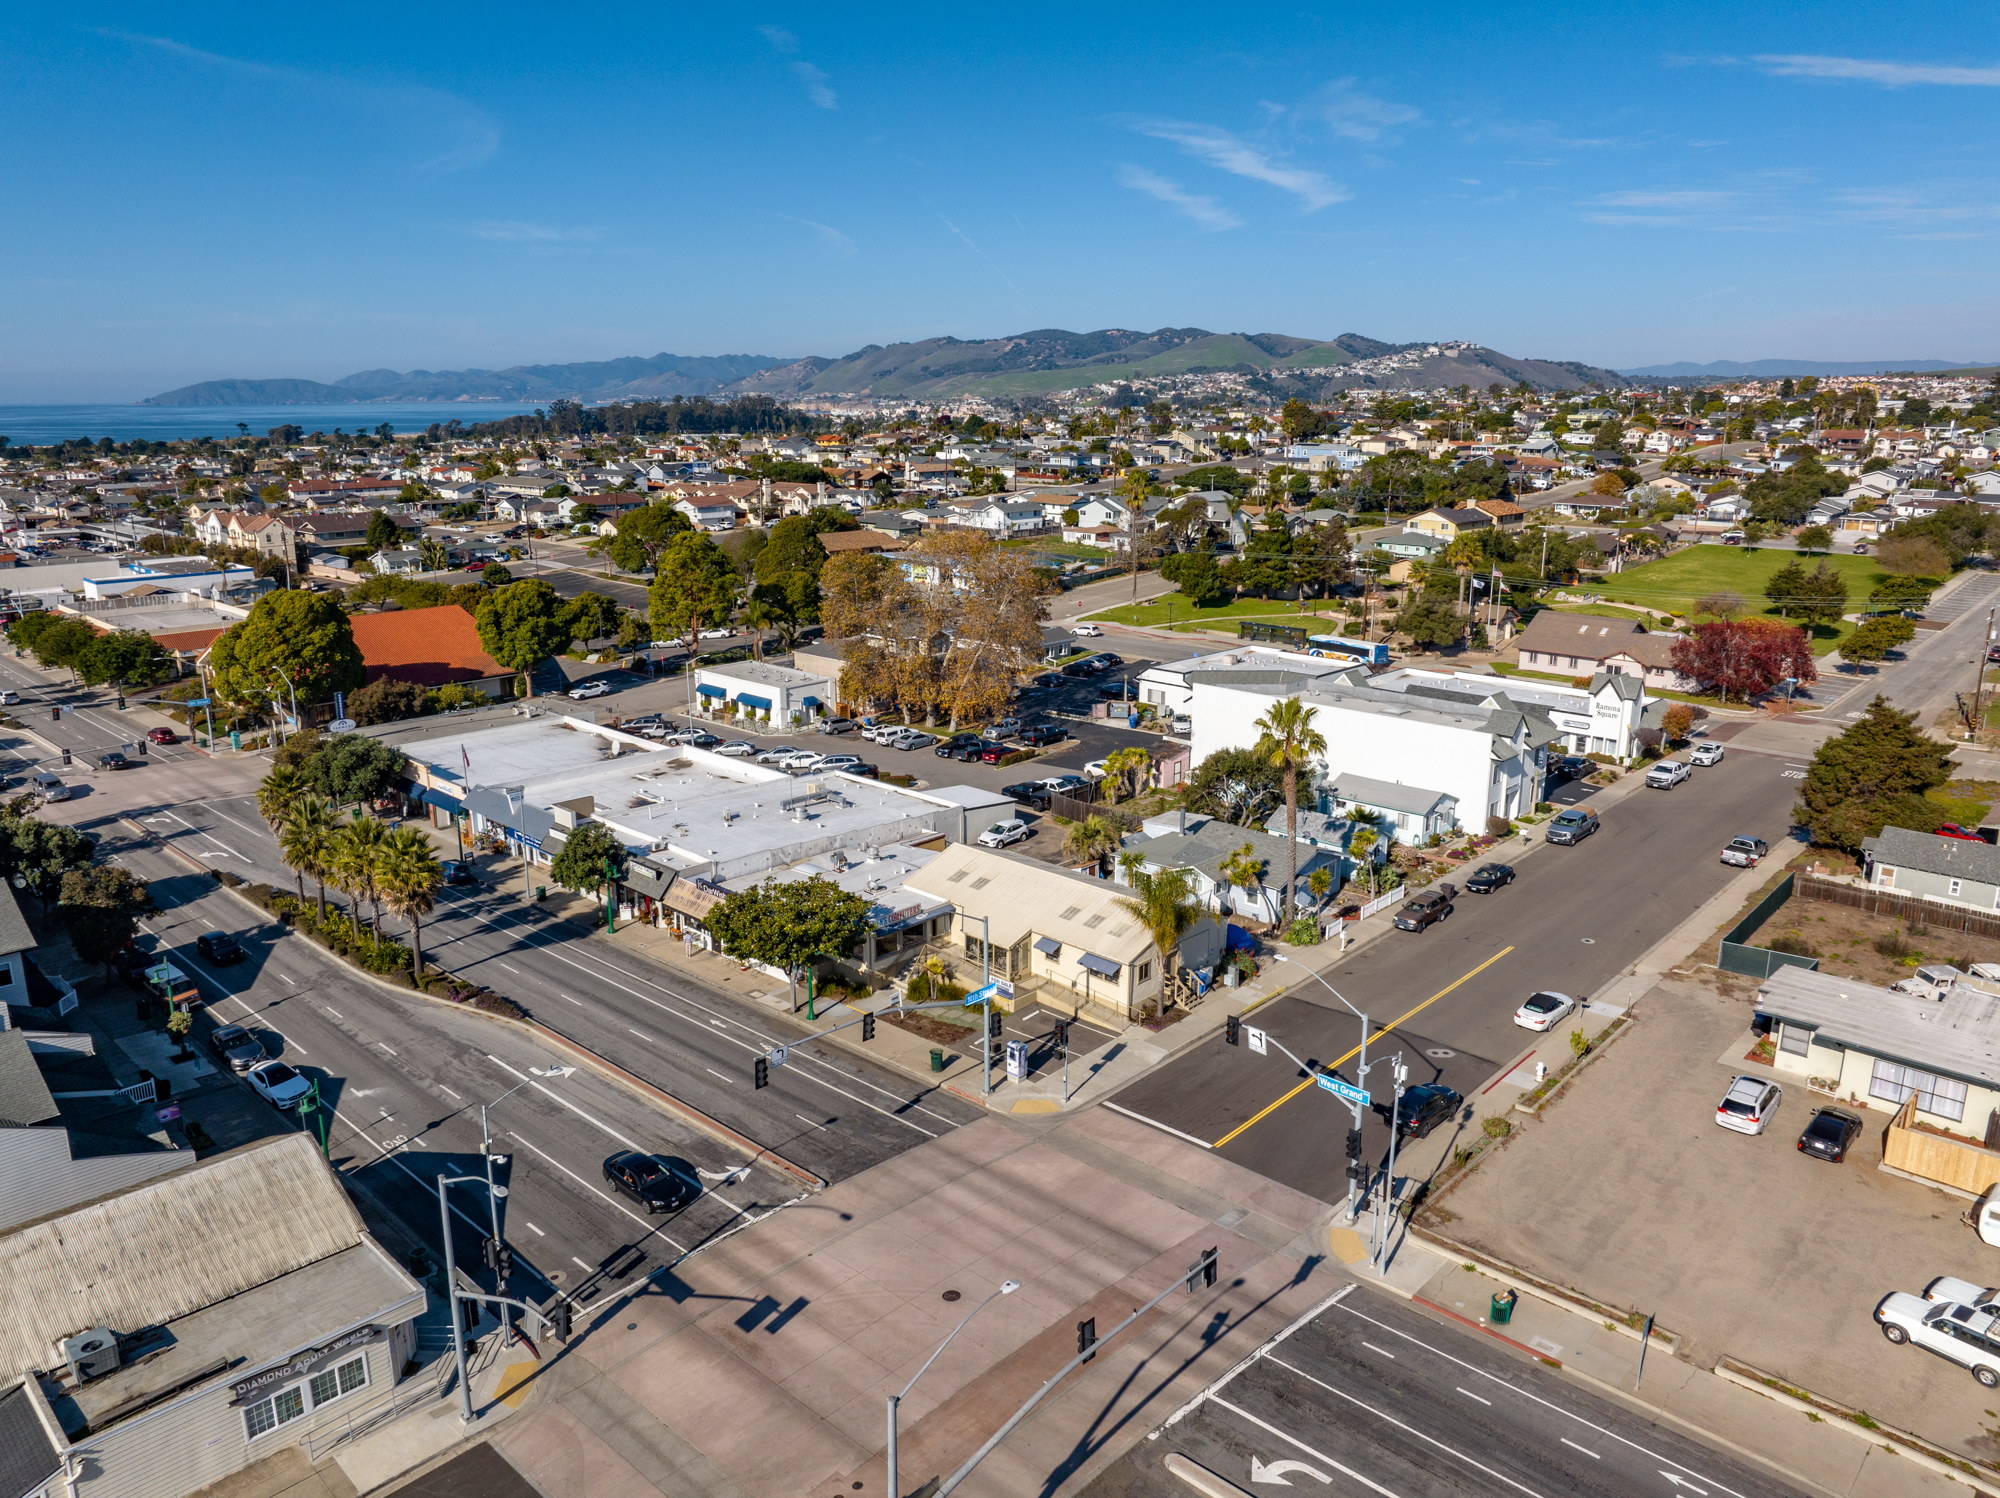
[[420, 787, 462, 810], [1033, 936, 1061, 956], [1078, 952, 1120, 978], [802, 696, 819, 708], [735, 693, 772, 712], [697, 684, 725, 699]]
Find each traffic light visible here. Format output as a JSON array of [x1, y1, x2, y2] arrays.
[[60, 749, 70, 766], [495, 1243, 514, 1281], [49, 707, 59, 722], [861, 1011, 875, 1042], [754, 1056, 769, 1089], [1052, 1020, 1069, 1050], [550, 1300, 572, 1342], [1077, 1317, 1096, 1363], [1345, 1128, 1363, 1161], [1225, 1014, 1241, 1046], [481, 1236, 499, 1271], [135, 738, 147, 756], [988, 1011, 1003, 1040]]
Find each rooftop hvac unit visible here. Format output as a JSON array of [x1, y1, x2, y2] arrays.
[[61, 1328, 120, 1383]]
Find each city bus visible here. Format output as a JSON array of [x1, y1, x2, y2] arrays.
[[1307, 634, 1390, 666]]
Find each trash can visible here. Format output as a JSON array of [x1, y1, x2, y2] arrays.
[[1490, 1290, 1517, 1325], [1127, 713, 1139, 728], [930, 1048, 945, 1073], [535, 885, 546, 902]]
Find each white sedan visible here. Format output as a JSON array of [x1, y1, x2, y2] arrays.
[[698, 627, 735, 640], [1072, 624, 1103, 637], [568, 681, 611, 700], [1512, 991, 1578, 1032], [714, 741, 755, 757], [247, 1059, 312, 1110]]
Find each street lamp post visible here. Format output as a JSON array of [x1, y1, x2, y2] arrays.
[[437, 1173, 496, 1424], [887, 1278, 1019, 1497], [1269, 953, 1372, 1225], [478, 1066, 573, 1347]]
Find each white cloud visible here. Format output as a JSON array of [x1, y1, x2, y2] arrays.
[[758, 24, 837, 109], [1754, 54, 2000, 87], [1134, 121, 1347, 211], [1116, 166, 1240, 230], [1308, 78, 1422, 142]]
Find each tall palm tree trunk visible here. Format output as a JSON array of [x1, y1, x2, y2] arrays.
[[407, 913, 423, 973], [1282, 766, 1298, 927], [315, 876, 327, 921]]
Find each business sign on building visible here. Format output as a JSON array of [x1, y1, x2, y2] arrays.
[[229, 1325, 388, 1405]]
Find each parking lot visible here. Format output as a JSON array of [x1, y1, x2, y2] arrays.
[[1434, 971, 2000, 1458]]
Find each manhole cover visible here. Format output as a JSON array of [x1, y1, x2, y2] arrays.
[[1580, 938, 1596, 945], [546, 1271, 566, 1284], [941, 1289, 962, 1302], [1425, 1048, 1455, 1059]]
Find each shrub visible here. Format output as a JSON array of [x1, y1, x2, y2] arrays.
[[1568, 1027, 1590, 1058], [998, 749, 1038, 767], [1481, 1116, 1511, 1140], [1485, 815, 1511, 838], [1874, 929, 1913, 958], [1285, 917, 1320, 945], [905, 970, 966, 1004], [1768, 932, 1816, 957]]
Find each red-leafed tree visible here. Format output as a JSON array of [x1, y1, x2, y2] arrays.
[[1669, 620, 1817, 703]]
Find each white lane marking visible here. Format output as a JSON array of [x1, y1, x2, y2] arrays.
[[1267, 1355, 1542, 1497], [197, 802, 262, 835], [1361, 1342, 1396, 1360], [571, 1257, 591, 1271], [325, 1008, 343, 1019], [628, 1029, 652, 1042], [1456, 1387, 1491, 1405], [795, 1114, 827, 1129], [502, 962, 521, 973], [503, 1131, 683, 1249], [1561, 1438, 1599, 1460], [281, 974, 296, 985], [706, 1068, 731, 1084], [524, 1221, 545, 1235], [1208, 1397, 1403, 1498], [377, 1043, 397, 1056], [1326, 1304, 1754, 1498], [440, 1085, 461, 1100]]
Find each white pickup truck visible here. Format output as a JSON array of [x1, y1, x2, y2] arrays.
[[1645, 760, 1691, 789]]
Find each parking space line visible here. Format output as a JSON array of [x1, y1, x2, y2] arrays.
[[1213, 947, 1515, 1149]]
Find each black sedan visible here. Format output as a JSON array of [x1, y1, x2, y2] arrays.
[[208, 1023, 266, 1073], [1464, 862, 1515, 894], [1390, 1084, 1465, 1140], [1060, 662, 1093, 678], [1555, 756, 1594, 779], [1030, 673, 1066, 690], [1798, 1107, 1864, 1163], [935, 733, 984, 758], [602, 1151, 699, 1213], [196, 932, 245, 965]]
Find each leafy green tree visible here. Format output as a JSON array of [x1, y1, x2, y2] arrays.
[[1280, 399, 1327, 442], [1186, 748, 1284, 826], [1795, 561, 1849, 628], [1869, 574, 1936, 610], [366, 511, 402, 549], [649, 531, 739, 651], [1394, 593, 1461, 650], [563, 591, 621, 645], [209, 592, 367, 710], [1253, 696, 1328, 925], [56, 865, 156, 952], [1841, 615, 1916, 666], [753, 515, 832, 584], [304, 734, 408, 809], [0, 801, 95, 905], [1795, 696, 1953, 851], [5, 612, 58, 654], [348, 676, 428, 724], [1112, 866, 1203, 1001], [589, 503, 690, 573], [1062, 815, 1124, 876], [76, 631, 170, 690], [1795, 525, 1833, 553], [22, 616, 100, 680], [705, 874, 872, 1009], [1161, 550, 1225, 605], [480, 562, 513, 587], [475, 579, 573, 695], [550, 821, 626, 899], [1763, 558, 1808, 617]]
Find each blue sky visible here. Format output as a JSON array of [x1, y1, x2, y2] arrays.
[[5, 4, 1997, 401]]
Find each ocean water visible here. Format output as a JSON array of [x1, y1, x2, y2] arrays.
[[0, 402, 548, 446]]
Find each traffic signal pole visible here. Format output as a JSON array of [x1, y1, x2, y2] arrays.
[[1227, 1002, 1369, 1226]]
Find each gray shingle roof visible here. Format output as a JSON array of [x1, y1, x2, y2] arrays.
[[0, 1383, 58, 1498], [1862, 826, 2000, 885], [0, 886, 32, 961], [0, 1034, 56, 1130]]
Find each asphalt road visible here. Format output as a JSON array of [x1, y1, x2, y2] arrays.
[[104, 823, 807, 1318], [1105, 745, 1805, 1203], [1087, 1281, 1809, 1498]]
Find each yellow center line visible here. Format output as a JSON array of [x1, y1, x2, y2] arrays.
[[1210, 946, 1516, 1149]]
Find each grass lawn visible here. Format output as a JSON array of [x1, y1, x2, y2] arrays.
[[1084, 595, 1343, 629], [1540, 602, 1654, 623], [1003, 537, 1110, 560], [1593, 546, 1890, 657]]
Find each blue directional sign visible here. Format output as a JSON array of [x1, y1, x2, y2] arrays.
[[184, 697, 209, 707], [1316, 1073, 1370, 1107]]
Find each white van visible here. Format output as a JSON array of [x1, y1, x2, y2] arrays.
[[30, 771, 69, 802]]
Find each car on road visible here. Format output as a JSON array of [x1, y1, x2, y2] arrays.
[[1464, 862, 1515, 894], [936, 733, 984, 758], [0, 692, 17, 706], [1392, 886, 1455, 932], [1545, 806, 1599, 845], [1390, 1084, 1464, 1140], [1797, 1106, 1864, 1162], [1720, 835, 1770, 867], [1936, 824, 1986, 842], [1925, 1276, 2000, 1309], [977, 818, 1031, 849], [246, 1059, 311, 1110], [1716, 1075, 1782, 1135], [1645, 760, 1691, 789], [1072, 623, 1103, 637], [1513, 990, 1578, 1031], [818, 718, 859, 735], [1002, 781, 1052, 809], [888, 730, 930, 751], [1019, 723, 1068, 747], [1690, 742, 1724, 766], [208, 1023, 266, 1074], [195, 932, 244, 965], [440, 859, 477, 885], [93, 750, 130, 771], [1875, 1293, 2000, 1387], [698, 627, 735, 640], [602, 1151, 697, 1213], [567, 681, 611, 700]]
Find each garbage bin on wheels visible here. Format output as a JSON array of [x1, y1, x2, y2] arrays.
[[1490, 1289, 1517, 1325]]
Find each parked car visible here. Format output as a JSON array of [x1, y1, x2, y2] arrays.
[[1545, 806, 1599, 845], [888, 730, 931, 751], [1072, 624, 1103, 637], [146, 726, 177, 745], [1393, 886, 1456, 932], [1082, 758, 1111, 779], [1690, 742, 1724, 766], [684, 733, 721, 750], [816, 755, 862, 772], [1464, 862, 1515, 894], [1936, 824, 1986, 842], [1019, 724, 1068, 747], [1003, 781, 1052, 809], [440, 859, 477, 885], [568, 681, 611, 700], [1720, 835, 1770, 867], [846, 762, 880, 779], [1513, 990, 1578, 1031], [195, 932, 244, 965], [1924, 1276, 2000, 1310], [1645, 760, 1691, 789], [1555, 755, 1594, 779], [1389, 1083, 1463, 1140], [981, 718, 1022, 741], [1098, 681, 1136, 700], [1797, 1106, 1863, 1162], [978, 819, 1030, 849], [602, 1151, 696, 1213], [936, 733, 984, 758], [1031, 673, 1066, 690], [1060, 662, 1093, 678], [246, 1059, 312, 1110], [976, 744, 1011, 764], [1875, 1293, 2000, 1387], [208, 1023, 266, 1073], [715, 741, 755, 757], [1715, 1075, 1782, 1135], [819, 718, 859, 735]]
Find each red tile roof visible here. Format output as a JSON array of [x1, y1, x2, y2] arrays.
[[348, 605, 507, 687]]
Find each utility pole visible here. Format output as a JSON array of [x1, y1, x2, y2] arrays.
[[1971, 607, 1997, 739]]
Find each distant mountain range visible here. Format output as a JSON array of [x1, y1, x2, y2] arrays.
[[1617, 358, 1999, 379], [141, 329, 1625, 406]]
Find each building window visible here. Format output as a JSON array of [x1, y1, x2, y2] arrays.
[[1137, 962, 1152, 983], [1878, 866, 1895, 888], [1779, 1025, 1809, 1057], [964, 935, 985, 962], [1869, 1058, 1968, 1122], [242, 1354, 369, 1441], [1950, 879, 1964, 898]]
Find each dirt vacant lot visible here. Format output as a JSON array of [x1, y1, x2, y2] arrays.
[[1423, 974, 2000, 1463]]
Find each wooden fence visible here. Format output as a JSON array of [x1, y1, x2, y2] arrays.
[[1796, 872, 2000, 939], [1049, 787, 1100, 822], [1885, 1094, 2000, 1197]]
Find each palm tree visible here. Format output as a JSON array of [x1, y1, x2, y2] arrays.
[[332, 814, 390, 939], [1062, 814, 1123, 876], [280, 795, 336, 912], [1115, 849, 1146, 885], [378, 827, 442, 975], [256, 765, 305, 842], [1114, 867, 1202, 1009], [1101, 746, 1153, 805], [1253, 696, 1328, 927], [1217, 842, 1266, 921]]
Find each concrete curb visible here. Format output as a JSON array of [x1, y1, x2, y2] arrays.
[[1403, 1225, 1679, 1352]]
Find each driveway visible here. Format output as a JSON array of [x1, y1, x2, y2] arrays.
[[1432, 973, 2000, 1461]]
